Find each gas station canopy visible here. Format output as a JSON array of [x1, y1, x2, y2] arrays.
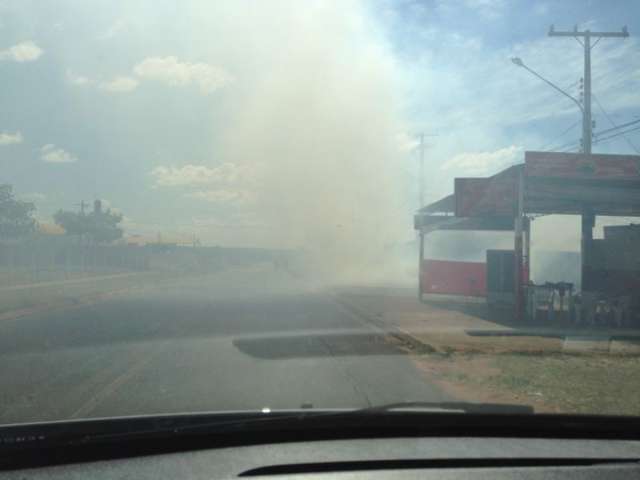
[[524, 151, 640, 216], [416, 151, 640, 227], [414, 150, 640, 316]]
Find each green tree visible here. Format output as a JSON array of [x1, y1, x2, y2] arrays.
[[88, 208, 124, 244], [0, 184, 36, 239], [52, 210, 89, 237], [54, 203, 124, 244]]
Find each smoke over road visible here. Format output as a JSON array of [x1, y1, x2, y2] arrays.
[[211, 1, 411, 284]]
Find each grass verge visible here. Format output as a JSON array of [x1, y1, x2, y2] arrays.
[[414, 352, 640, 415]]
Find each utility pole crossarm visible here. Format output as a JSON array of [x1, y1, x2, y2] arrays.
[[549, 24, 629, 38], [549, 31, 629, 38], [547, 25, 629, 155]]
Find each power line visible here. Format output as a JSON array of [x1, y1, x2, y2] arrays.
[[593, 125, 640, 146], [548, 25, 629, 154], [559, 143, 581, 153], [541, 120, 580, 151], [593, 94, 640, 153], [557, 142, 580, 153], [593, 117, 640, 139], [552, 137, 581, 152]]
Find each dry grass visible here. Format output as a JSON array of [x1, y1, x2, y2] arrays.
[[414, 352, 640, 416]]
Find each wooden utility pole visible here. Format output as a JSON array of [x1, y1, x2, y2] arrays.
[[548, 25, 628, 155], [76, 200, 89, 215], [416, 133, 437, 301], [548, 25, 629, 292], [419, 133, 425, 208]]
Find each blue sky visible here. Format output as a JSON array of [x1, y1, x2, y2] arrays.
[[0, 0, 638, 249], [383, 0, 640, 203]]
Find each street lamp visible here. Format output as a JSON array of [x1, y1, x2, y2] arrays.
[[511, 57, 584, 114], [511, 56, 587, 153]]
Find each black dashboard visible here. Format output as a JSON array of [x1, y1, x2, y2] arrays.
[[1, 437, 639, 479]]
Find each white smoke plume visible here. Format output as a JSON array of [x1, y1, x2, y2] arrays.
[[207, 1, 412, 283]]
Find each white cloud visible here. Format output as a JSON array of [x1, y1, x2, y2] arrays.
[[40, 144, 78, 164], [66, 70, 91, 86], [0, 41, 43, 62], [134, 56, 232, 94], [184, 190, 251, 205], [0, 131, 23, 145], [150, 162, 246, 187], [151, 163, 253, 208], [72, 56, 230, 95], [67, 71, 137, 92], [100, 76, 139, 93], [441, 145, 522, 175]]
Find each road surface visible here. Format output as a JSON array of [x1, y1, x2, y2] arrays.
[[0, 267, 447, 424]]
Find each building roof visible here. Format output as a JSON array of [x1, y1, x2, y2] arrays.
[[419, 194, 455, 214]]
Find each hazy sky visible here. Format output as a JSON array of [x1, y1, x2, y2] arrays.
[[0, 0, 638, 250]]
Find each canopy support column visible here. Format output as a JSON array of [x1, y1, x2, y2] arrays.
[[418, 230, 425, 302], [515, 168, 525, 323], [581, 208, 595, 292]]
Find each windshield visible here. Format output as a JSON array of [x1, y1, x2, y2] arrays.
[[0, 0, 639, 427]]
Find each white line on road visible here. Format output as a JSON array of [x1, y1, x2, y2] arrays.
[[70, 352, 154, 419], [0, 272, 149, 293]]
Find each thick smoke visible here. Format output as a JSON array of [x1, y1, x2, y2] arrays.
[[215, 1, 411, 283]]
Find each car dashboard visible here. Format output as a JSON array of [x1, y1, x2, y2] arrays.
[[1, 436, 639, 479]]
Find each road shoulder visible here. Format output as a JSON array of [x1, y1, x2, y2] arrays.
[[333, 286, 640, 415]]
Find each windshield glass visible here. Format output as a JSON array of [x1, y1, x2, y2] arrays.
[[0, 0, 639, 426]]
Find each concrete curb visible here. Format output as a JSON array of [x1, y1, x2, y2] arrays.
[[331, 294, 436, 354], [333, 292, 640, 357]]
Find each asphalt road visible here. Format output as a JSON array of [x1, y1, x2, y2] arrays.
[[0, 267, 447, 424]]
